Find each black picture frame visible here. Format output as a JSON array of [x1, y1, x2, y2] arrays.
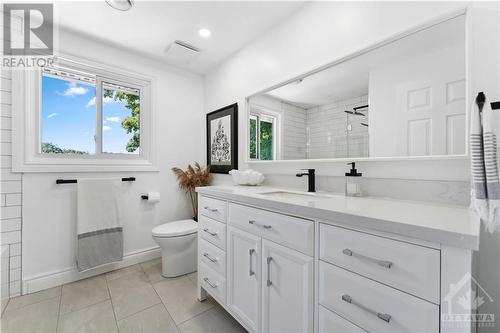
[[206, 103, 238, 174]]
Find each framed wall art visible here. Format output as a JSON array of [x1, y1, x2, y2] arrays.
[[206, 103, 238, 174]]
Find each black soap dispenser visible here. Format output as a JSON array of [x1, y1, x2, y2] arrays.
[[345, 162, 362, 197]]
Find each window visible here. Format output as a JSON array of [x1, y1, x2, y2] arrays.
[[41, 66, 141, 156], [12, 56, 156, 172], [249, 111, 277, 160]]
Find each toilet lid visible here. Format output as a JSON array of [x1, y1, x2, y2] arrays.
[[152, 220, 198, 237]]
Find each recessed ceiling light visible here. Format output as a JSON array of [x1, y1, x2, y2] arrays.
[[199, 28, 211, 38], [106, 0, 134, 11]]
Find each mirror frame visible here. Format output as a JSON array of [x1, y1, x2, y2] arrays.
[[245, 7, 469, 165]]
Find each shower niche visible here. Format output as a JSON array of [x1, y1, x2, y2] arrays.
[[247, 14, 466, 161]]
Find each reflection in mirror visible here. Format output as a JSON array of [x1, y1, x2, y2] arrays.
[[247, 15, 466, 161]]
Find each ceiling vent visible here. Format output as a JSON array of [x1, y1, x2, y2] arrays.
[[164, 40, 201, 65]]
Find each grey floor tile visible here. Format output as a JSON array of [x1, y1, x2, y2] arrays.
[[60, 275, 109, 315], [187, 272, 198, 285], [107, 270, 161, 320], [1, 297, 59, 333], [57, 300, 118, 333], [117, 303, 179, 333], [153, 276, 214, 325], [140, 258, 166, 283], [106, 264, 142, 282], [3, 286, 61, 314], [178, 305, 247, 333]]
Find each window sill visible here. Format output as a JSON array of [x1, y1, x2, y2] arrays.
[[12, 156, 159, 173]]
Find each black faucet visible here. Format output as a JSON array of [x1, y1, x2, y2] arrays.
[[296, 169, 315, 192]]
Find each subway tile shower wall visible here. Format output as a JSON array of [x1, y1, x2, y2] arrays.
[[1, 66, 22, 305]]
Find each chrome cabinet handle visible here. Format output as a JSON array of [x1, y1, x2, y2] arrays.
[[342, 294, 391, 323], [266, 256, 273, 286], [249, 249, 255, 276], [203, 277, 218, 289], [203, 252, 218, 263], [342, 248, 393, 269], [204, 206, 219, 213], [249, 220, 272, 229], [203, 228, 218, 236]]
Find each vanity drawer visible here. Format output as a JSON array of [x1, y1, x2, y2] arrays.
[[319, 223, 440, 304], [199, 262, 226, 306], [199, 216, 226, 250], [199, 239, 226, 277], [199, 196, 227, 223], [229, 203, 314, 256], [319, 262, 439, 333], [319, 306, 367, 333]]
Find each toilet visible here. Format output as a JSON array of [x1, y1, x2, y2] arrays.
[[152, 219, 198, 278]]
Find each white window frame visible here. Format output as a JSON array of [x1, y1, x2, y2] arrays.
[[248, 106, 280, 161], [12, 55, 158, 172]]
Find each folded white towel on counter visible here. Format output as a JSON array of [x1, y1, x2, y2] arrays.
[[229, 169, 265, 186], [77, 178, 124, 271]]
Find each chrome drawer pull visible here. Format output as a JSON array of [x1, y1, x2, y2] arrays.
[[203, 228, 218, 236], [342, 294, 392, 323], [249, 249, 255, 276], [204, 206, 219, 213], [203, 277, 218, 289], [249, 220, 273, 229], [203, 253, 218, 263], [266, 256, 273, 286], [342, 248, 393, 269]]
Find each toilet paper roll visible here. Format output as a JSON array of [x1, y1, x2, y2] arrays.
[[146, 192, 160, 202]]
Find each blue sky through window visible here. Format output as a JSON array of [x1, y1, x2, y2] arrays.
[[41, 75, 137, 154]]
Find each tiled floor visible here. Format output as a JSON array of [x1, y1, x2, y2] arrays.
[[1, 259, 247, 333]]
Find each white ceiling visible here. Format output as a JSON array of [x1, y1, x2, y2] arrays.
[[54, 1, 305, 74], [265, 14, 465, 108]]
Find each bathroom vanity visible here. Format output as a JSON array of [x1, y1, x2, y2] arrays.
[[195, 186, 479, 333]]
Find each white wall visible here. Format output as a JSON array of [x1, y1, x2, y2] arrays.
[[21, 29, 205, 292], [204, 1, 471, 181]]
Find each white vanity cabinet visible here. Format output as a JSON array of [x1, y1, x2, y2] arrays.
[[227, 227, 261, 332], [196, 189, 477, 333], [261, 239, 314, 333]]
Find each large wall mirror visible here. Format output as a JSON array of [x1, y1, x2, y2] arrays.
[[247, 14, 466, 161]]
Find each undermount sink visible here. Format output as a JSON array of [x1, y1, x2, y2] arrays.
[[258, 190, 337, 201]]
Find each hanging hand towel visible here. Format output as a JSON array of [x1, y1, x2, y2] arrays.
[[482, 100, 500, 232], [77, 178, 124, 271], [470, 96, 500, 233]]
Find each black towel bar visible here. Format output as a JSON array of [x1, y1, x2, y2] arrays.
[[56, 177, 136, 184]]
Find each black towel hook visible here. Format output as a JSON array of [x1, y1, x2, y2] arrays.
[[476, 91, 500, 111]]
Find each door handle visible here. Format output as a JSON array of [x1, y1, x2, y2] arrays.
[[342, 248, 393, 269], [266, 256, 273, 286], [249, 249, 255, 276], [204, 206, 219, 213], [203, 252, 218, 263], [341, 294, 392, 323], [203, 228, 218, 237], [249, 220, 272, 229], [203, 277, 218, 289]]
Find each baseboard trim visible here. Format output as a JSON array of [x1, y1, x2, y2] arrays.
[[22, 246, 161, 294]]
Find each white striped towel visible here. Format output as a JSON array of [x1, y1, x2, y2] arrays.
[[470, 97, 500, 233]]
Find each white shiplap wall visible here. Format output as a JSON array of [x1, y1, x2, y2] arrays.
[[1, 67, 22, 299]]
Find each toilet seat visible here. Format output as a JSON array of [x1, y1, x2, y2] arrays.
[[152, 219, 198, 238]]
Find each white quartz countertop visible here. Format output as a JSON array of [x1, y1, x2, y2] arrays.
[[196, 185, 479, 250]]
